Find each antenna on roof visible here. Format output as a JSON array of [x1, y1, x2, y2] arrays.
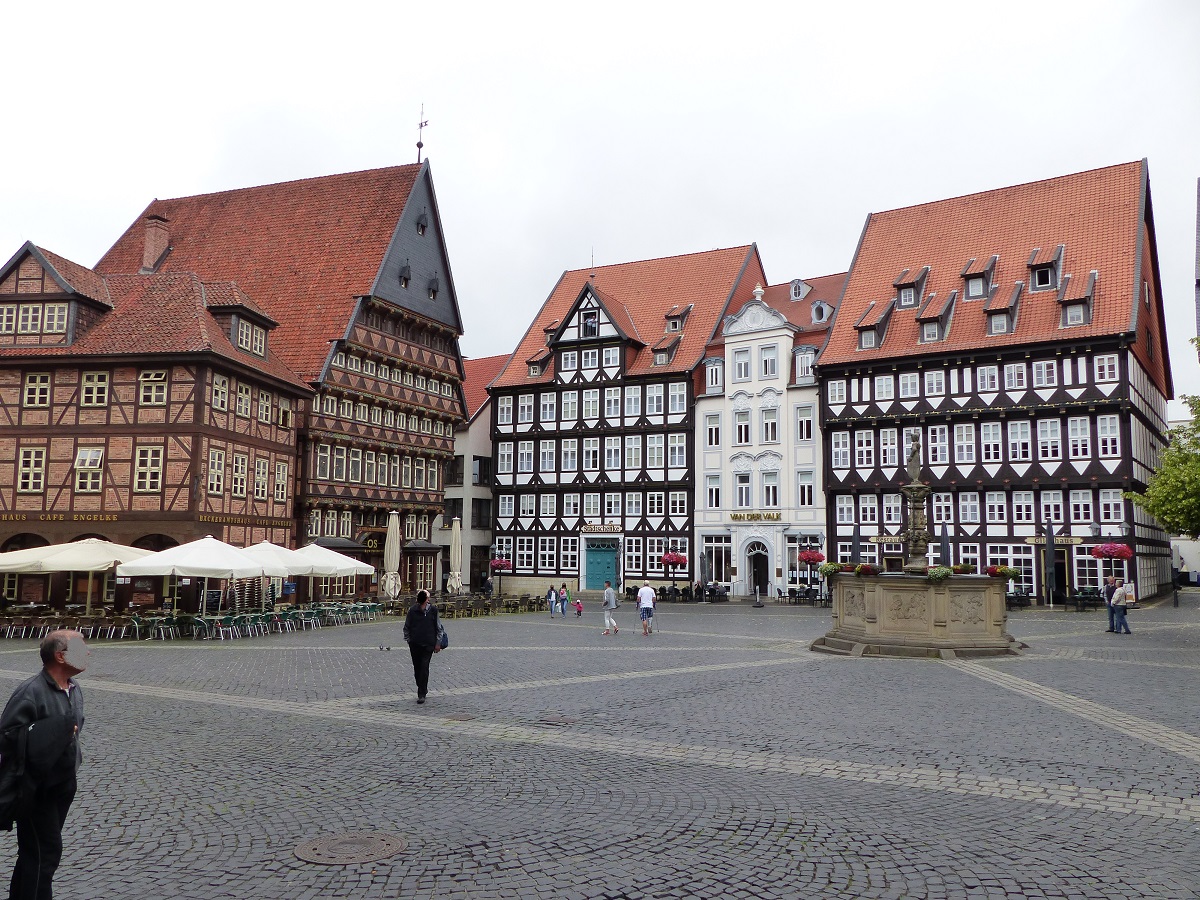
[[590, 246, 596, 279], [416, 104, 429, 163]]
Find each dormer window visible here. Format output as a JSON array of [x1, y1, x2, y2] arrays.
[[399, 263, 411, 289], [416, 212, 428, 236], [1064, 304, 1086, 326], [988, 313, 1010, 335], [898, 286, 916, 308], [581, 310, 599, 338], [653, 351, 669, 366], [667, 318, 681, 332], [811, 301, 829, 325], [705, 359, 724, 393], [528, 364, 541, 377], [1031, 264, 1056, 291], [965, 276, 986, 299], [427, 277, 439, 300], [922, 321, 940, 342], [859, 329, 877, 349], [794, 347, 816, 384]]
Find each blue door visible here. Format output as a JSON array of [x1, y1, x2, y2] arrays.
[[586, 540, 619, 590]]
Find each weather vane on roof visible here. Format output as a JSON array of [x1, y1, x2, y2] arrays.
[[416, 104, 429, 163]]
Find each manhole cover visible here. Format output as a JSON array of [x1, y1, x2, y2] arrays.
[[294, 831, 408, 865]]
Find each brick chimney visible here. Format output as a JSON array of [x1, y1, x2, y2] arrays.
[[140, 215, 170, 273]]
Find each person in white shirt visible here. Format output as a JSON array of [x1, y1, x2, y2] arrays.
[[637, 581, 657, 636], [601, 580, 619, 635], [1110, 579, 1132, 634]]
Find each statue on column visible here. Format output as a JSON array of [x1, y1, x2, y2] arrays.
[[900, 435, 931, 573]]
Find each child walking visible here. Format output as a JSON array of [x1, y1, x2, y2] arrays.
[[574, 596, 583, 617]]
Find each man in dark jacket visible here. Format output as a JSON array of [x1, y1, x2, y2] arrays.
[[402, 591, 441, 704], [0, 629, 88, 900]]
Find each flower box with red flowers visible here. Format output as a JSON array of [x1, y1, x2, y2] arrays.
[[660, 552, 688, 568], [1090, 542, 1133, 561], [489, 558, 513, 572], [798, 550, 826, 566], [854, 563, 879, 577]]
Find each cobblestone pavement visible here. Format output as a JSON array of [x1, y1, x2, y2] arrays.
[[1, 592, 1198, 899]]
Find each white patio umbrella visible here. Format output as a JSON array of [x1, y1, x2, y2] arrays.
[[293, 543, 375, 576], [116, 536, 289, 580], [241, 541, 319, 576], [0, 538, 153, 614], [446, 517, 463, 594], [380, 510, 402, 602]]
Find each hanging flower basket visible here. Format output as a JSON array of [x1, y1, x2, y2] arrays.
[[489, 558, 513, 572], [854, 563, 879, 577], [1090, 542, 1133, 560], [798, 550, 826, 566], [661, 551, 688, 568]]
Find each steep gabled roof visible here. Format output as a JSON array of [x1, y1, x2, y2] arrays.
[[95, 164, 423, 381], [0, 242, 113, 307], [821, 161, 1169, 396], [461, 354, 511, 422], [492, 245, 762, 389]]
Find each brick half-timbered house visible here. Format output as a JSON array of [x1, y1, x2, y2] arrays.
[[0, 242, 310, 607], [95, 162, 468, 593], [487, 247, 765, 596], [818, 160, 1173, 602]]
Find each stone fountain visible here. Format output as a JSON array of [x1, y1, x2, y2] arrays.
[[811, 438, 1023, 659]]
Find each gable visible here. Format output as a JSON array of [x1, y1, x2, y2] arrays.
[[556, 288, 626, 343], [0, 246, 69, 297]]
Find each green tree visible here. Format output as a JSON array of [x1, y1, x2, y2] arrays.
[[1130, 394, 1200, 539]]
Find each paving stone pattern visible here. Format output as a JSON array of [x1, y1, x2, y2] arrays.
[[0, 594, 1197, 898]]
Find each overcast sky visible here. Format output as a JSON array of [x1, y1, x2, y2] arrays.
[[3, 1, 1198, 415]]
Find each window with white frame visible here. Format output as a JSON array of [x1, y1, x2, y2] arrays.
[[646, 384, 663, 414], [605, 388, 621, 418], [139, 370, 167, 406], [646, 434, 663, 468], [134, 446, 162, 492], [540, 440, 556, 472], [932, 492, 953, 524], [1034, 420, 1060, 460], [1097, 415, 1120, 457], [924, 371, 945, 396], [561, 391, 577, 420], [954, 424, 975, 463], [898, 373, 919, 399], [0, 305, 13, 334], [827, 380, 846, 404], [583, 438, 601, 470], [562, 440, 579, 473], [989, 313, 1009, 335], [74, 448, 103, 493], [831, 432, 850, 468], [517, 394, 533, 423], [795, 406, 813, 441], [207, 448, 225, 494], [669, 491, 687, 515], [1008, 421, 1031, 461], [625, 386, 641, 417], [625, 436, 641, 469], [706, 361, 723, 391], [647, 492, 664, 515], [560, 350, 577, 371], [497, 442, 513, 473], [540, 393, 556, 422], [986, 491, 1006, 523], [903, 427, 922, 466], [1068, 417, 1091, 458], [538, 537, 556, 570], [605, 437, 621, 471], [797, 472, 814, 507], [981, 422, 1002, 462], [582, 348, 598, 369], [762, 408, 778, 443], [859, 494, 877, 523], [959, 492, 980, 523], [603, 346, 620, 367], [582, 389, 599, 418], [626, 492, 642, 516], [258, 391, 272, 423], [706, 475, 721, 509], [498, 495, 514, 517], [922, 321, 940, 343], [855, 431, 874, 467], [668, 433, 686, 467], [274, 462, 288, 502], [669, 383, 687, 414], [735, 473, 752, 508], [835, 495, 855, 524], [624, 537, 643, 574], [238, 385, 253, 417], [734, 411, 751, 445], [1032, 361, 1057, 388], [516, 537, 534, 570], [760, 345, 778, 378], [1099, 489, 1124, 522], [563, 494, 580, 517], [646, 538, 666, 573], [883, 493, 902, 524], [1012, 491, 1034, 523], [794, 349, 815, 382], [517, 441, 534, 473], [497, 396, 513, 425], [733, 349, 751, 382], [315, 445, 331, 479], [959, 543, 981, 571], [17, 305, 41, 333], [706, 415, 720, 447], [879, 429, 898, 467], [859, 329, 876, 350], [81, 372, 109, 408], [1003, 363, 1026, 390], [976, 365, 999, 392], [231, 453, 248, 498], [1070, 490, 1093, 523], [519, 494, 535, 517], [1040, 490, 1064, 524], [762, 472, 779, 508], [23, 373, 50, 408], [540, 494, 556, 518], [927, 425, 948, 464], [1094, 354, 1118, 383], [874, 375, 894, 401]]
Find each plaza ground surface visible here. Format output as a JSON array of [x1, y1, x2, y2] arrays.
[[2, 594, 1199, 899]]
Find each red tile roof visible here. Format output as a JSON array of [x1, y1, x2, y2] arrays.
[[34, 245, 112, 307], [0, 252, 309, 391], [95, 164, 422, 382], [461, 354, 511, 422], [821, 162, 1164, 381], [491, 246, 763, 389]]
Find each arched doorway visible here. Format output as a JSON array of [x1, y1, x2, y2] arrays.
[[131, 534, 179, 553], [1, 533, 48, 553], [746, 541, 770, 597]]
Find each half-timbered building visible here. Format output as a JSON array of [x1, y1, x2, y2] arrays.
[[818, 161, 1174, 601], [95, 162, 468, 592], [694, 275, 843, 598], [488, 247, 765, 595], [0, 242, 309, 606]]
